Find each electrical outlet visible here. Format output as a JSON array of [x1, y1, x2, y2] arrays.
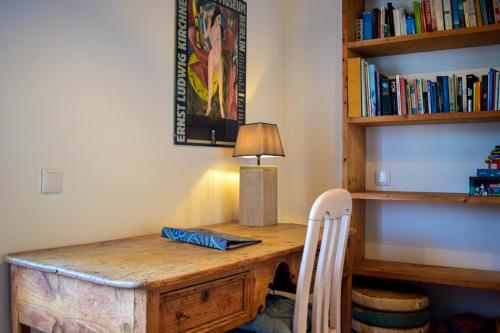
[[375, 169, 391, 186]]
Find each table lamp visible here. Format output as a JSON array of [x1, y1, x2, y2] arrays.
[[233, 123, 285, 227]]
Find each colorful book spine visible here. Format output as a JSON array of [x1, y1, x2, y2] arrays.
[[435, 0, 446, 30], [494, 0, 500, 22], [369, 64, 377, 116], [457, 77, 464, 112], [443, 76, 450, 112], [449, 75, 456, 112], [466, 74, 479, 112], [481, 75, 488, 110], [464, 0, 472, 26], [451, 0, 461, 27], [361, 59, 367, 116], [356, 18, 363, 40], [423, 0, 433, 30], [417, 79, 425, 114], [363, 12, 373, 40], [475, 0, 484, 24], [390, 79, 398, 115], [468, 0, 478, 26], [458, 0, 467, 26], [401, 77, 408, 115], [396, 74, 402, 115], [477, 169, 500, 177], [480, 0, 489, 25], [430, 0, 439, 29], [414, 1, 423, 32], [443, 0, 454, 28]]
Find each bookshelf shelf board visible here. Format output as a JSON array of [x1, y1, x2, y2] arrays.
[[351, 191, 500, 204], [347, 111, 500, 126], [353, 260, 500, 291], [346, 24, 500, 58]]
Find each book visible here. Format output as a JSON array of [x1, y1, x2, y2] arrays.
[[356, 18, 363, 40], [380, 7, 386, 37], [414, 1, 423, 32], [458, 0, 467, 26], [480, 0, 489, 25], [466, 74, 479, 112], [457, 76, 464, 112], [486, 0, 496, 23], [449, 75, 456, 112], [361, 59, 367, 116], [436, 76, 444, 113], [443, 76, 450, 112], [464, 0, 472, 26], [406, 15, 417, 34], [468, 0, 478, 26], [496, 71, 500, 109], [475, 0, 484, 24], [347, 57, 362, 118], [417, 79, 425, 114], [387, 2, 396, 36], [401, 77, 409, 115], [369, 64, 377, 116], [431, 82, 438, 113], [443, 0, 454, 29], [410, 81, 418, 114], [494, 0, 500, 22], [396, 74, 402, 115], [481, 75, 489, 110], [373, 8, 381, 38], [451, 0, 461, 27], [363, 12, 373, 40], [430, 0, 439, 29], [435, 0, 446, 30], [423, 0, 433, 30], [381, 76, 391, 115], [469, 177, 500, 197], [161, 227, 262, 250], [477, 169, 500, 177], [390, 79, 398, 115], [376, 69, 382, 115], [473, 81, 481, 111]]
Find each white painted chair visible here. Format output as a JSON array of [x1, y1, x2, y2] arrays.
[[237, 188, 352, 333]]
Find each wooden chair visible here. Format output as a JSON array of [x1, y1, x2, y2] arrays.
[[237, 188, 352, 333]]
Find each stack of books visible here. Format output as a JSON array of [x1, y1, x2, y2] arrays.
[[469, 146, 500, 197], [347, 57, 500, 117], [357, 0, 500, 41]]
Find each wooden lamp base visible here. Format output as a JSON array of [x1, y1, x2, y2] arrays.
[[239, 166, 278, 227]]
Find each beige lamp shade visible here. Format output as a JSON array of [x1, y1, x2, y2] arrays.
[[233, 123, 284, 164]]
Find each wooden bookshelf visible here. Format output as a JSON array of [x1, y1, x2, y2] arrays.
[[348, 111, 500, 126], [351, 191, 500, 204], [342, 1, 500, 321], [347, 23, 500, 58], [354, 260, 500, 291]]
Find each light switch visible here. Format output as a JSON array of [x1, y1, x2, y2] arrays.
[[375, 169, 391, 186], [41, 169, 63, 194]]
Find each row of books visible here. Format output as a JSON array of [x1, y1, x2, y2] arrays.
[[469, 146, 499, 197], [357, 0, 500, 40], [347, 57, 500, 117]]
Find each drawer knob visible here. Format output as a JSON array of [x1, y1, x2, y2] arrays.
[[176, 311, 191, 320], [202, 290, 209, 302]]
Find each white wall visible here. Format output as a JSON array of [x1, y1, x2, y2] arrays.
[[280, 0, 343, 223], [0, 0, 286, 331]]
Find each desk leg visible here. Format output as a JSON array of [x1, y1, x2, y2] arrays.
[[11, 266, 29, 333]]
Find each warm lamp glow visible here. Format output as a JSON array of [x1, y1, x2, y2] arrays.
[[233, 123, 284, 165]]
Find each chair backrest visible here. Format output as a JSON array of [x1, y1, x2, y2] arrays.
[[293, 189, 352, 333]]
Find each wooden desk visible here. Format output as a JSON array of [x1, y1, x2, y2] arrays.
[[7, 222, 352, 333]]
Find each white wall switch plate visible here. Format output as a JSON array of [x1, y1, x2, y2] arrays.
[[41, 169, 63, 194], [375, 169, 391, 186]]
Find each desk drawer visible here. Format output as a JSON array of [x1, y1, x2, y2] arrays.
[[160, 272, 251, 332]]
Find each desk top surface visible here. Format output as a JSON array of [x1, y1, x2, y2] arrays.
[[6, 222, 308, 289]]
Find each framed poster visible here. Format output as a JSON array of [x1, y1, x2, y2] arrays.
[[174, 0, 247, 147]]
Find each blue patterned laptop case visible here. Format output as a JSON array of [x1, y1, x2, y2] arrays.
[[161, 227, 262, 250]]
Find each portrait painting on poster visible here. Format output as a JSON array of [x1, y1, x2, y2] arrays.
[[174, 0, 247, 147]]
